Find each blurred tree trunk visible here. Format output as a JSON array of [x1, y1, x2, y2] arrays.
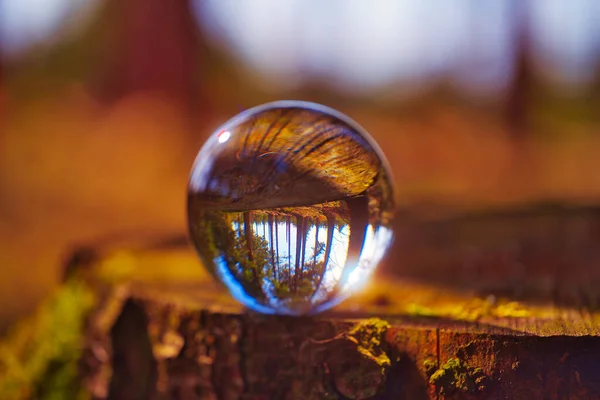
[[0, 60, 4, 115], [300, 217, 309, 274], [312, 217, 320, 268], [268, 214, 275, 276], [274, 215, 280, 279], [294, 214, 304, 290], [243, 211, 254, 261], [102, 0, 201, 107], [506, 1, 532, 140], [314, 213, 336, 295]]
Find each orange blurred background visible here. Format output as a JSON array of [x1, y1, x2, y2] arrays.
[[1, 0, 600, 329]]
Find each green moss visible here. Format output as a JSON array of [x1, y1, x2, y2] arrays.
[[347, 318, 391, 369], [422, 359, 437, 376], [332, 319, 392, 398], [407, 303, 437, 318], [406, 297, 530, 322], [493, 301, 530, 318], [0, 279, 96, 399], [427, 357, 487, 396]]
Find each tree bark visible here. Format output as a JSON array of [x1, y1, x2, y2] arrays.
[[83, 287, 600, 400], [71, 204, 600, 399], [243, 211, 254, 262], [294, 214, 304, 290], [268, 214, 276, 281]]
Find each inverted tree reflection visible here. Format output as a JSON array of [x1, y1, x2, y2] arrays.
[[209, 205, 351, 311]]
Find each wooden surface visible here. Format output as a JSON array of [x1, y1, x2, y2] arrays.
[[386, 204, 600, 313], [82, 285, 600, 400], [84, 203, 600, 338], [5, 205, 600, 398], [69, 208, 600, 399]]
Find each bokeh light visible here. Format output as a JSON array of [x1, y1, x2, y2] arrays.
[[193, 0, 600, 96], [0, 0, 98, 58]]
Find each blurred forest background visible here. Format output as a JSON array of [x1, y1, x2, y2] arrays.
[[1, 0, 600, 330]]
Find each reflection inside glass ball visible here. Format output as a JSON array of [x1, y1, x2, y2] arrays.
[[187, 101, 395, 315]]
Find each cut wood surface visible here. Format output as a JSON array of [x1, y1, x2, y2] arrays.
[[81, 274, 600, 400], [91, 297, 600, 400], [5, 205, 600, 399], [87, 203, 600, 337], [72, 216, 600, 399]]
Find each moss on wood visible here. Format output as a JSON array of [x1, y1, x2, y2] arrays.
[[0, 280, 95, 399]]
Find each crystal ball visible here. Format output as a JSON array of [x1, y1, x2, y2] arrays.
[[187, 101, 395, 315]]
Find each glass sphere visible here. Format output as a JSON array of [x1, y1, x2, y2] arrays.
[[187, 101, 395, 315]]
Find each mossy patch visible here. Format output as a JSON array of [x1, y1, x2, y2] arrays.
[[347, 318, 391, 369], [325, 318, 392, 399], [493, 301, 530, 318], [422, 359, 438, 376], [407, 303, 437, 318], [426, 357, 488, 396], [0, 279, 96, 399], [407, 297, 530, 321]]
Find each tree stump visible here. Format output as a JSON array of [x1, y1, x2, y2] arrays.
[[4, 205, 600, 399], [88, 293, 600, 400]]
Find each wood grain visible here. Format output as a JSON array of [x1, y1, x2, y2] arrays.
[[67, 204, 600, 398]]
